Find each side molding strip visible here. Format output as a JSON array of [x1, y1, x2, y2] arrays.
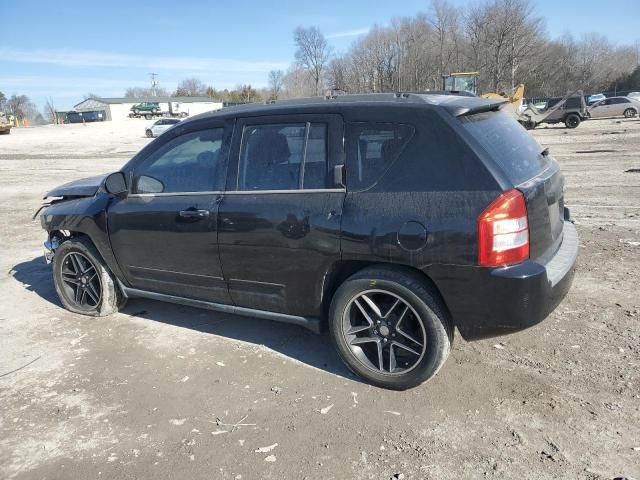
[[121, 287, 321, 334]]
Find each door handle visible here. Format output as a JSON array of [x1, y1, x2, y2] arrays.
[[179, 209, 210, 218]]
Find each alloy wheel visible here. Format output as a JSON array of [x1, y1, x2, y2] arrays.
[[341, 289, 427, 375], [60, 252, 102, 310]]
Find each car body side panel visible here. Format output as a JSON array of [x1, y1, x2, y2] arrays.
[[340, 107, 501, 269], [40, 193, 129, 284]]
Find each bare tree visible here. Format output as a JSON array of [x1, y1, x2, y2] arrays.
[[7, 94, 36, 122], [124, 86, 169, 98], [0, 91, 7, 112], [268, 70, 285, 99], [173, 77, 208, 97], [428, 0, 459, 86], [44, 97, 58, 124], [294, 26, 332, 95], [283, 64, 316, 98]]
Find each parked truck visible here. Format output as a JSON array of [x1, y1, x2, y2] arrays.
[[0, 112, 12, 135], [129, 101, 195, 119], [129, 102, 163, 119]]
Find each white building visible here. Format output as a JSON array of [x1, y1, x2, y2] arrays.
[[73, 97, 223, 122]]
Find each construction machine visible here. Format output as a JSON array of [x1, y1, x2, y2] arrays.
[[0, 112, 12, 135], [442, 72, 585, 129], [442, 72, 479, 96]]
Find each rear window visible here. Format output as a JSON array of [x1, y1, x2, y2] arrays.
[[459, 110, 549, 185]]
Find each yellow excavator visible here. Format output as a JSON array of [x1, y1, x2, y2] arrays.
[[441, 72, 581, 130], [442, 72, 525, 113]]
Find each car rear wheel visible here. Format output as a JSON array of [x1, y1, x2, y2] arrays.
[[145, 114, 152, 120], [52, 237, 125, 317], [565, 114, 581, 128], [623, 108, 637, 118], [329, 267, 453, 390]]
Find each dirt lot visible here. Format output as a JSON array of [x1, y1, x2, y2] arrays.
[[1, 116, 639, 480]]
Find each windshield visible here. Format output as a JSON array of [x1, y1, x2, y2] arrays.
[[459, 110, 550, 185]]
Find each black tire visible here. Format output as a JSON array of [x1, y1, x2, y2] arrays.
[[52, 237, 126, 317], [623, 108, 636, 118], [145, 129, 153, 138], [565, 114, 581, 128], [329, 266, 453, 390], [144, 114, 152, 120]]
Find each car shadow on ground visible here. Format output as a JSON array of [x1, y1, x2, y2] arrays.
[[10, 257, 356, 382]]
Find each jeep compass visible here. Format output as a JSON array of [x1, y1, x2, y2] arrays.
[[39, 93, 578, 389]]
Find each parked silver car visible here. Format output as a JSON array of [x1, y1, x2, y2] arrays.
[[628, 92, 640, 102], [145, 118, 181, 138], [588, 96, 639, 119]]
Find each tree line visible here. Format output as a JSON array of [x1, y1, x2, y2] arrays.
[[282, 0, 640, 99], [137, 0, 640, 103], [123, 78, 264, 103]]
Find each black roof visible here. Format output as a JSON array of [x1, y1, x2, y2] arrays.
[[186, 92, 506, 124]]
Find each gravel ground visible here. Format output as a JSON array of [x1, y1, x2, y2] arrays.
[[1, 117, 639, 480]]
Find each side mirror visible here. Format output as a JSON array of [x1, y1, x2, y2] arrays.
[[104, 172, 127, 195]]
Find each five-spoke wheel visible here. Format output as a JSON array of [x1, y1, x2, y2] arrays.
[[342, 290, 426, 375], [52, 237, 125, 316], [330, 267, 453, 390], [60, 252, 102, 310]]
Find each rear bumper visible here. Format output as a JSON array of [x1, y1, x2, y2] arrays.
[[430, 221, 578, 341]]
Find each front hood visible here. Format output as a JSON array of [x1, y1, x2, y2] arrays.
[[44, 174, 108, 199]]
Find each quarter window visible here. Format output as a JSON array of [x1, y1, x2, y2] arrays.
[[346, 122, 414, 191], [133, 129, 225, 194], [238, 123, 329, 191]]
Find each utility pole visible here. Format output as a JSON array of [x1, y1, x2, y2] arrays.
[[149, 73, 159, 97]]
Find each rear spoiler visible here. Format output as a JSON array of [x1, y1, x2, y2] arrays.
[[445, 100, 509, 117]]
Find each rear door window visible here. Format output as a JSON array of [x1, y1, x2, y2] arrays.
[[345, 122, 414, 191], [238, 122, 329, 191], [459, 110, 549, 185]]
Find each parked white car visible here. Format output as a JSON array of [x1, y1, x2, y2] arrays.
[[587, 93, 606, 105], [628, 92, 640, 102], [588, 96, 639, 119], [145, 118, 181, 138]]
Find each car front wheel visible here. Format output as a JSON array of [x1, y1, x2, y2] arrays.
[[329, 267, 453, 390], [623, 108, 637, 118], [52, 237, 125, 316], [145, 129, 153, 138]]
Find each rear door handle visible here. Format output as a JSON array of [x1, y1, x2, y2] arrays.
[[179, 209, 210, 219]]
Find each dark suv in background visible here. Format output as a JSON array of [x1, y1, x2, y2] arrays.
[[540, 95, 588, 128], [39, 94, 578, 389]]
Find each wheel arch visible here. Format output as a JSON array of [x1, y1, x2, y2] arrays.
[[322, 261, 453, 330]]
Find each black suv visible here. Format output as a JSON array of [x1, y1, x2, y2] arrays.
[[39, 94, 578, 389]]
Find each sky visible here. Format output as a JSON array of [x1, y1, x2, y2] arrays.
[[1, 0, 639, 111]]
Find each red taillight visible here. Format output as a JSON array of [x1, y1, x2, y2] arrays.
[[478, 189, 529, 267]]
